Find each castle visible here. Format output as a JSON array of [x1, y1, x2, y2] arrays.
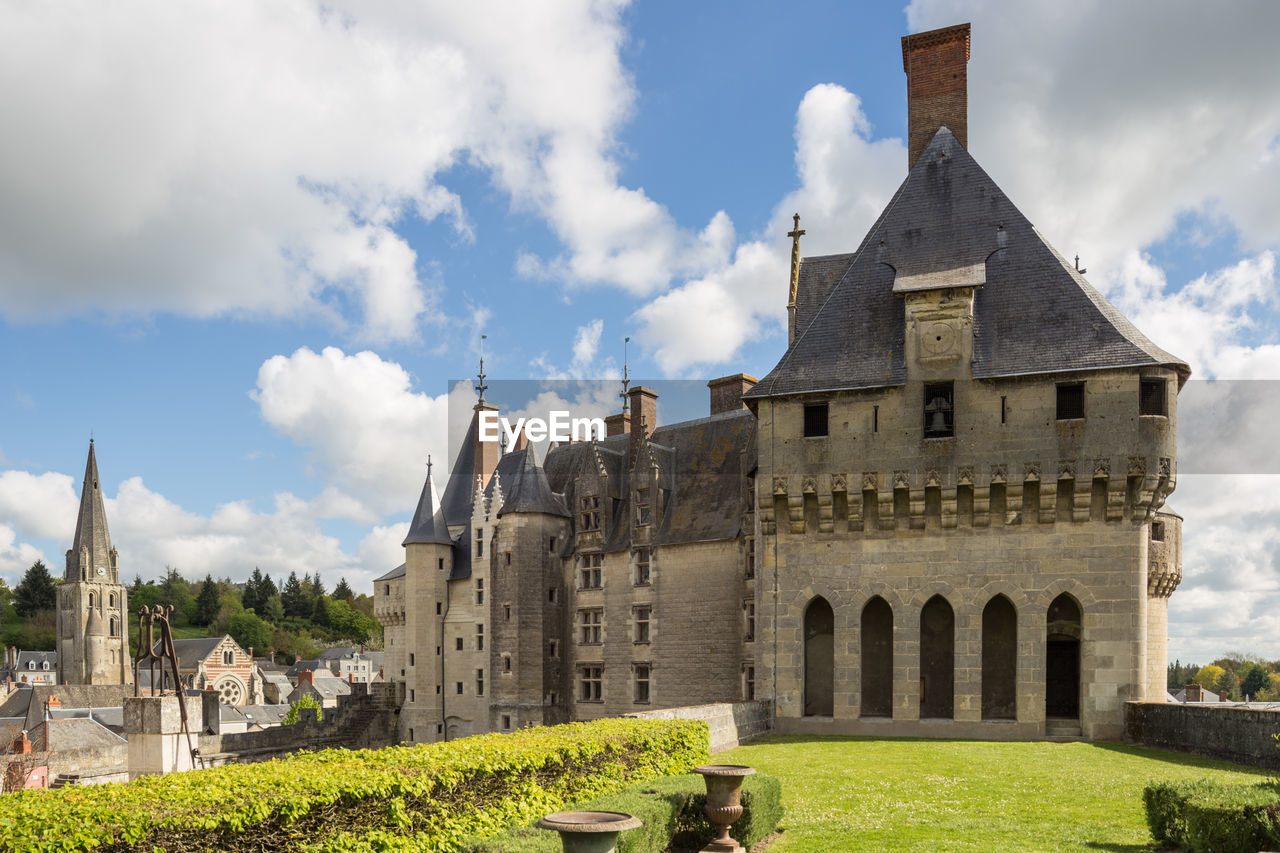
[[376, 22, 1185, 743]]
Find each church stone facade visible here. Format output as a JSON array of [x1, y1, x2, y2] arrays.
[[57, 441, 132, 686], [377, 22, 1184, 743]]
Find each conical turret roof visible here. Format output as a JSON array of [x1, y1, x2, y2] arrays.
[[497, 446, 569, 518], [69, 440, 113, 581], [402, 464, 454, 546]]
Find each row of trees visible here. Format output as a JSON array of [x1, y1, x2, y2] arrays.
[[1167, 655, 1280, 701], [0, 560, 381, 665]]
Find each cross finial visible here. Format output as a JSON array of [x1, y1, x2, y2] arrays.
[[426, 454, 432, 478], [788, 212, 804, 240], [787, 212, 806, 312], [620, 336, 631, 414], [476, 334, 489, 404]]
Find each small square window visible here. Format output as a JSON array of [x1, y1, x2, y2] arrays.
[[1140, 378, 1168, 416], [924, 383, 954, 437], [1057, 382, 1085, 420], [1151, 521, 1165, 542], [803, 403, 829, 437]]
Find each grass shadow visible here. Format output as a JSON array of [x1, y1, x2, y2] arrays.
[[1089, 740, 1277, 777]]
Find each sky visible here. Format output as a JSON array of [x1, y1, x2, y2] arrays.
[[1, 1, 1279, 664]]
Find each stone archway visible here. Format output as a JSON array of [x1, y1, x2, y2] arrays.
[[803, 597, 834, 716], [1045, 593, 1082, 719], [981, 595, 1017, 720], [919, 595, 954, 719], [860, 596, 893, 717]]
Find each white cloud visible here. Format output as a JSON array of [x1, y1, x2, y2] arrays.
[[252, 346, 451, 513], [635, 84, 905, 372], [572, 319, 605, 373], [358, 524, 410, 577], [0, 524, 48, 584], [0, 470, 79, 540]]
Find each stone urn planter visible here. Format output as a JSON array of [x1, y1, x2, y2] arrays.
[[537, 810, 642, 853], [693, 764, 756, 852]]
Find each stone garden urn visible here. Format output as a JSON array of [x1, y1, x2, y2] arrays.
[[537, 810, 642, 853], [693, 764, 756, 852]]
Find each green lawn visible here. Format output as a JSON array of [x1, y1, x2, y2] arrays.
[[717, 736, 1274, 852]]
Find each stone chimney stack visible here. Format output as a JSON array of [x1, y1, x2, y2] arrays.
[[604, 412, 630, 437], [1184, 682, 1202, 702], [627, 386, 658, 465], [473, 402, 500, 488], [902, 22, 971, 168], [708, 374, 758, 415]]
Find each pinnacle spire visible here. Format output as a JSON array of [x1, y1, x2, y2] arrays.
[[68, 440, 115, 582], [402, 459, 454, 546]]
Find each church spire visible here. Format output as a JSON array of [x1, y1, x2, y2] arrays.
[[68, 440, 115, 582]]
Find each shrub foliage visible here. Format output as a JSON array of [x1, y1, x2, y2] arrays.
[[0, 718, 709, 853], [1144, 779, 1280, 853]]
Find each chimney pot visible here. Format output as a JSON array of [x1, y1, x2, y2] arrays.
[[902, 23, 971, 167]]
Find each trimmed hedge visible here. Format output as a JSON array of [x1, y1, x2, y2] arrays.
[[0, 718, 709, 853], [464, 772, 783, 853], [1144, 779, 1280, 853]]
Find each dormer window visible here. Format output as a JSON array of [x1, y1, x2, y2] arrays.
[[580, 496, 601, 531], [28, 661, 35, 671], [924, 383, 954, 438], [42, 661, 49, 671], [636, 489, 651, 526]]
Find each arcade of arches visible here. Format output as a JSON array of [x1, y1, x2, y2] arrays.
[[801, 592, 1083, 722]]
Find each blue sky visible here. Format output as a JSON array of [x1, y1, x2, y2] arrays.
[[2, 1, 1279, 663]]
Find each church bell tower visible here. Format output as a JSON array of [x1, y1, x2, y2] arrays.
[[56, 441, 132, 685]]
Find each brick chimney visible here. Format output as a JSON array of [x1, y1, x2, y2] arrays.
[[297, 669, 315, 686], [604, 412, 630, 437], [628, 386, 658, 465], [708, 374, 758, 415], [1184, 682, 1202, 702], [474, 402, 500, 488], [902, 22, 971, 168]]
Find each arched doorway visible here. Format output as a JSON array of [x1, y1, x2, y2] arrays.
[[1045, 594, 1082, 719], [804, 597, 834, 716], [919, 595, 954, 719], [981, 595, 1017, 720], [860, 596, 893, 717]]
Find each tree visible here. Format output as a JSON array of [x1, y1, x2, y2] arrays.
[[156, 567, 193, 617], [1214, 669, 1238, 701], [14, 561, 57, 617], [1194, 664, 1225, 689], [281, 572, 308, 619], [262, 593, 285, 624], [243, 567, 265, 614], [311, 572, 326, 601], [312, 594, 332, 627], [226, 611, 272, 655], [284, 694, 323, 725], [194, 574, 220, 627], [333, 577, 354, 602], [1240, 663, 1270, 700]]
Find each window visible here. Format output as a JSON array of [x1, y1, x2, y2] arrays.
[[385, 584, 391, 595], [580, 495, 601, 531], [27, 661, 34, 670], [409, 653, 415, 666], [1056, 382, 1085, 420], [436, 724, 443, 734], [636, 489, 651, 526], [409, 728, 414, 741], [548, 536, 557, 553], [580, 553, 603, 589], [579, 608, 603, 644], [803, 402, 829, 437], [110, 617, 119, 638], [223, 650, 234, 665], [438, 558, 444, 571], [475, 527, 484, 557], [456, 682, 463, 695], [634, 547, 651, 586], [634, 664, 651, 703], [745, 537, 755, 579], [503, 654, 511, 673], [476, 625, 484, 651], [634, 605, 651, 644], [924, 383, 954, 437], [744, 664, 755, 701], [88, 592, 94, 607], [548, 587, 558, 603], [455, 637, 464, 651], [580, 665, 603, 702], [1000, 396, 1007, 425], [549, 691, 558, 705], [1140, 378, 1168, 416], [436, 601, 442, 615], [502, 715, 511, 729], [410, 689, 415, 702], [1152, 522, 1165, 542], [505, 552, 511, 566], [504, 604, 511, 621], [109, 593, 115, 607], [744, 600, 756, 642], [873, 404, 879, 432], [549, 639, 559, 659], [476, 578, 484, 605], [477, 669, 485, 695]]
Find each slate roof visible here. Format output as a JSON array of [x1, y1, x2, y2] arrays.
[[34, 717, 126, 751], [440, 410, 484, 528], [373, 563, 406, 582], [746, 128, 1189, 401], [0, 685, 135, 731], [402, 468, 453, 546], [497, 446, 569, 518]]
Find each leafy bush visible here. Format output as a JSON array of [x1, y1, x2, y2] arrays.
[[0, 717, 708, 853], [466, 772, 783, 853], [1144, 779, 1280, 853], [284, 693, 324, 724]]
